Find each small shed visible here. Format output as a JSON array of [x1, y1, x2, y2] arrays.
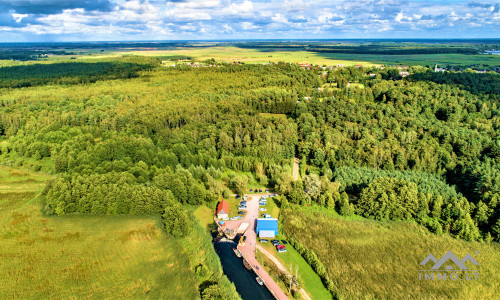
[[216, 199, 229, 219], [256, 218, 278, 238]]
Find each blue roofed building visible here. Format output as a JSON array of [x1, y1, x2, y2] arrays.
[[256, 218, 278, 238]]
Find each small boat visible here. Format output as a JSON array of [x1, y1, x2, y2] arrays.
[[233, 248, 242, 258], [256, 277, 264, 285], [242, 259, 252, 270]]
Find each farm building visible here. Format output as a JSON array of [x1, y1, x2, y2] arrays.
[[256, 218, 278, 238], [216, 199, 229, 219]]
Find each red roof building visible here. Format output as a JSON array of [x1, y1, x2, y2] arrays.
[[216, 199, 229, 219]]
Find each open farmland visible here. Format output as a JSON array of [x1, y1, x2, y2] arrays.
[[74, 46, 500, 67]]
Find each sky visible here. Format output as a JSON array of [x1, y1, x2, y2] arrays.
[[0, 0, 499, 42]]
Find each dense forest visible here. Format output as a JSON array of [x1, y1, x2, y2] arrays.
[[0, 58, 499, 245]]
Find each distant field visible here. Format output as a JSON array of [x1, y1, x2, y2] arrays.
[[74, 46, 500, 66], [0, 166, 199, 299], [282, 206, 500, 300]]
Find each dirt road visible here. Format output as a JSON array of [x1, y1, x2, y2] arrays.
[[256, 245, 311, 300], [293, 157, 299, 181]]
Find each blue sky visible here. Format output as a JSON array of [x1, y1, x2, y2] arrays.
[[0, 0, 498, 41]]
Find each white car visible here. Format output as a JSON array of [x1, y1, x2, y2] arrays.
[[230, 217, 238, 220], [259, 208, 267, 211]]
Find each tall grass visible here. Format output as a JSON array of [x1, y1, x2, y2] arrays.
[[0, 166, 200, 299], [281, 206, 500, 300]]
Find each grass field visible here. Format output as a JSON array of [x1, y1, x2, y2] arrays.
[[75, 46, 500, 66], [226, 195, 242, 218], [0, 166, 199, 299], [259, 195, 280, 219], [281, 206, 500, 300], [257, 237, 332, 300]]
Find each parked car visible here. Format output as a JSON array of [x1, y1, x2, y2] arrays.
[[249, 189, 253, 192], [265, 189, 269, 193], [240, 201, 247, 205], [238, 211, 246, 215], [243, 196, 248, 200], [277, 248, 287, 253], [259, 208, 267, 211], [238, 206, 247, 210], [276, 244, 286, 250], [259, 239, 269, 243], [259, 202, 266, 206], [230, 217, 238, 220], [271, 240, 280, 246], [259, 189, 263, 192], [261, 214, 266, 217], [264, 214, 272, 218], [281, 240, 288, 245], [235, 195, 240, 199], [235, 216, 243, 220]]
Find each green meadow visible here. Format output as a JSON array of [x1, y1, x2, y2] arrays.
[[281, 206, 500, 300], [0, 166, 200, 299]]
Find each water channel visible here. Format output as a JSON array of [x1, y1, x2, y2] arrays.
[[214, 240, 274, 300]]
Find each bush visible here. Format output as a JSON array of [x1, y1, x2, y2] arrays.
[[163, 203, 192, 237]]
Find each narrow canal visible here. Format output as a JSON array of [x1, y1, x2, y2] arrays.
[[214, 241, 274, 300]]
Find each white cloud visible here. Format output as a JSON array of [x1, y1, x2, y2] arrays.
[[1, 0, 499, 40], [230, 0, 253, 14], [175, 0, 221, 9], [12, 13, 28, 23], [395, 12, 403, 22]]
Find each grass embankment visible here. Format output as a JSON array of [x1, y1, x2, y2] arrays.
[[192, 204, 240, 299], [258, 238, 332, 300], [0, 166, 199, 299], [259, 196, 331, 299], [281, 206, 500, 300]]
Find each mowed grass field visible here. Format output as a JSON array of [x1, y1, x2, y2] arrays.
[[76, 46, 500, 66], [0, 166, 199, 299], [281, 206, 500, 300]]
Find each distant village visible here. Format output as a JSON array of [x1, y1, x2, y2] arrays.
[[167, 60, 500, 75]]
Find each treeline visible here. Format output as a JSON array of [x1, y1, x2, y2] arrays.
[[0, 57, 160, 89], [407, 70, 500, 99], [286, 236, 338, 299], [233, 43, 481, 55], [0, 50, 75, 61], [308, 46, 480, 55]]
